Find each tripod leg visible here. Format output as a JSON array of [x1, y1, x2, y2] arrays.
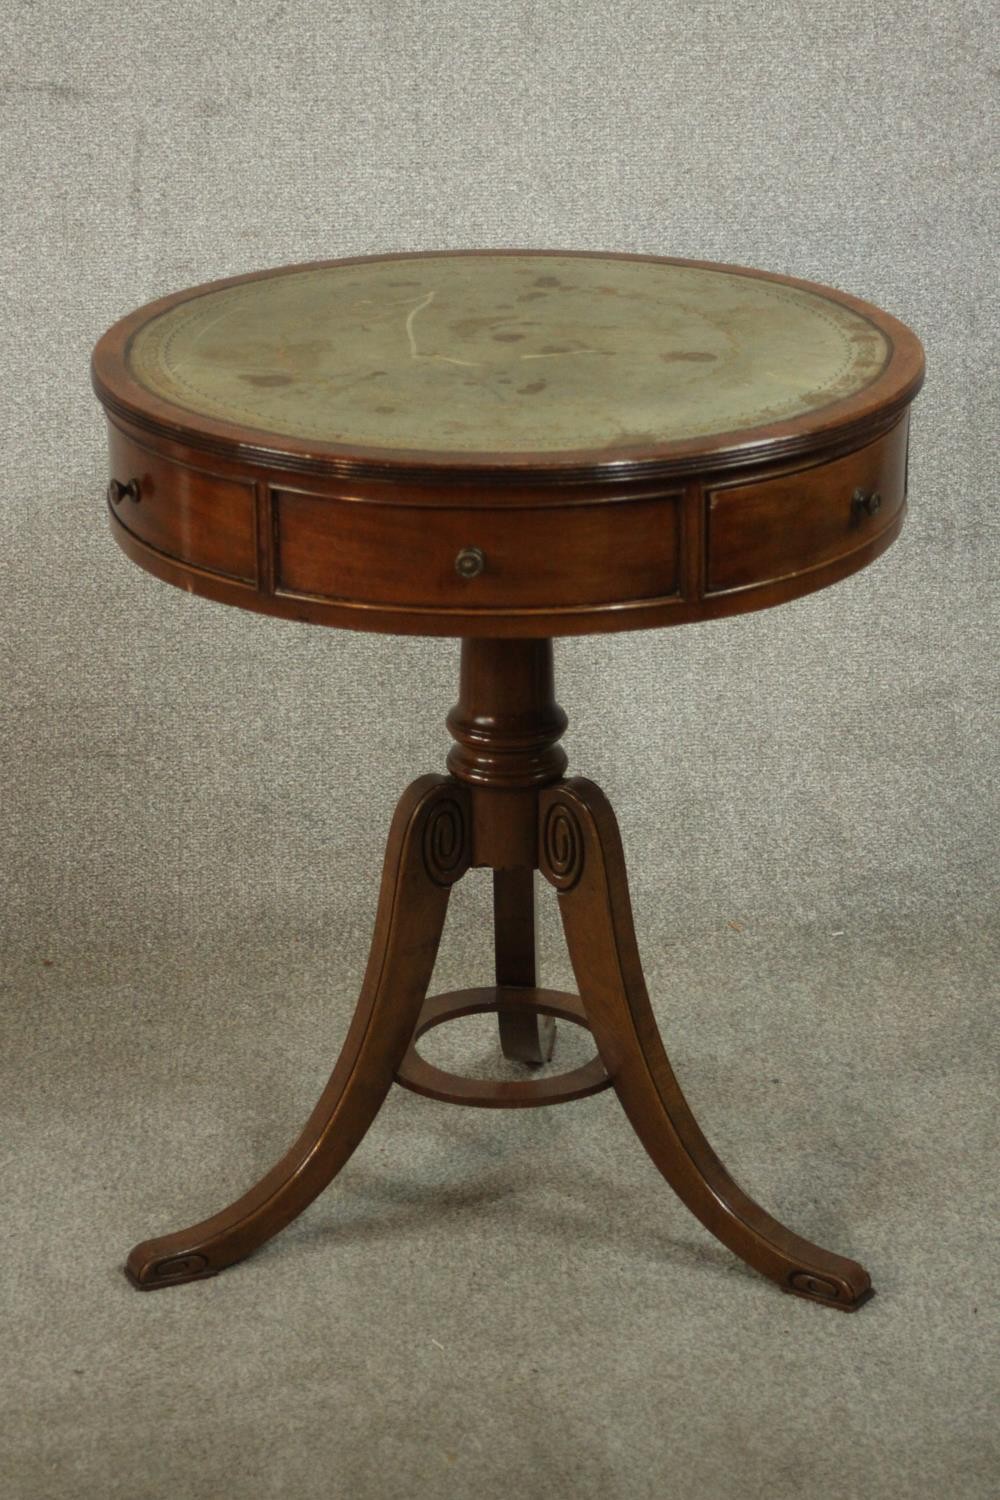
[[539, 779, 873, 1311], [494, 868, 555, 1064], [126, 774, 470, 1289]]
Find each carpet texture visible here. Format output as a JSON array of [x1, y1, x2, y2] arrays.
[[1, 3, 997, 1497]]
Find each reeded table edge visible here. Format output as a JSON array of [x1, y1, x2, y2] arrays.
[[91, 250, 926, 487]]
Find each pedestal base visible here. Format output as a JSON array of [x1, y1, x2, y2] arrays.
[[125, 642, 874, 1312]]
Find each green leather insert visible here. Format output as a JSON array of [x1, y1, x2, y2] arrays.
[[128, 255, 890, 455]]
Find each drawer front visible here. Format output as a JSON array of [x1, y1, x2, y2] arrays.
[[107, 427, 257, 582], [706, 417, 908, 594], [273, 492, 681, 611]]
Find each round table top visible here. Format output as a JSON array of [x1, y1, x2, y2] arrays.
[[94, 250, 923, 481], [94, 251, 924, 639]]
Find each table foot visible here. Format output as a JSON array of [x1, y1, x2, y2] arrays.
[[539, 778, 874, 1311], [125, 775, 470, 1290]]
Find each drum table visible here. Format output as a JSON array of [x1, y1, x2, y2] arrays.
[[93, 250, 924, 1308]]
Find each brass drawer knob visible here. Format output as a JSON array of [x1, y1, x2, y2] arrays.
[[852, 487, 882, 517], [455, 546, 486, 579], [108, 477, 141, 505]]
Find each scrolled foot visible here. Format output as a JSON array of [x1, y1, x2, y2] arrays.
[[125, 1249, 217, 1290], [785, 1269, 874, 1311]]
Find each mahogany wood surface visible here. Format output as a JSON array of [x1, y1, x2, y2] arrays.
[[493, 868, 556, 1065], [394, 986, 610, 1108], [97, 256, 923, 1307], [94, 250, 923, 639]]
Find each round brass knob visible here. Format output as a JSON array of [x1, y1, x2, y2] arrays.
[[455, 546, 486, 579], [851, 487, 882, 517], [107, 477, 141, 505]]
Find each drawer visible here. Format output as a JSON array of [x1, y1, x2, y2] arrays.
[[706, 417, 908, 594], [273, 492, 681, 611], [107, 427, 257, 583]]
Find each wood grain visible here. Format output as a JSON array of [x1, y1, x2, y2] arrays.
[[94, 251, 923, 638], [707, 414, 908, 594]]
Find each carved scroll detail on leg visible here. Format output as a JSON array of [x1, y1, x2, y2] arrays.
[[538, 779, 874, 1312], [423, 794, 471, 886], [126, 774, 470, 1289], [541, 800, 584, 891]]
